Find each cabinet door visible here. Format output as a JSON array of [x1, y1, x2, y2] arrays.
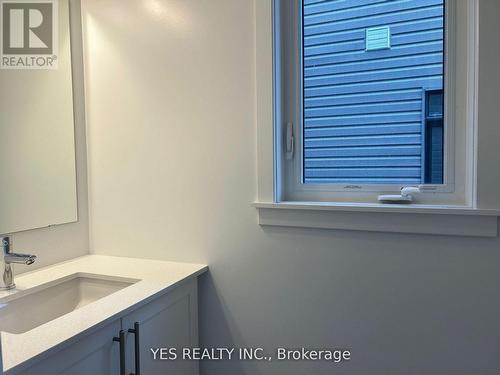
[[14, 320, 121, 375], [123, 279, 199, 375]]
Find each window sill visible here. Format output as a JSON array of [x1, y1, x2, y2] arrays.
[[253, 202, 500, 237]]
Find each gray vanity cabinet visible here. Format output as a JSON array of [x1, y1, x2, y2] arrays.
[[14, 320, 121, 375], [8, 279, 199, 375], [123, 279, 199, 375]]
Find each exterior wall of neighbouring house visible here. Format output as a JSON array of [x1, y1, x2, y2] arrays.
[[303, 0, 444, 184]]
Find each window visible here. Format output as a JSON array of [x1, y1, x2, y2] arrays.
[[423, 90, 444, 184], [275, 0, 474, 205]]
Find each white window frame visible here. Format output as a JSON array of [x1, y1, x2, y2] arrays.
[[274, 0, 476, 206]]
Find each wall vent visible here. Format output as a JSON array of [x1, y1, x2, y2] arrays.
[[366, 26, 391, 51]]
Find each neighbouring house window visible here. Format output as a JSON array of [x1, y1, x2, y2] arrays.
[[423, 90, 444, 184]]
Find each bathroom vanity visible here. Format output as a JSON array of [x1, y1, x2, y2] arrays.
[[0, 1, 209, 373], [0, 256, 207, 375]]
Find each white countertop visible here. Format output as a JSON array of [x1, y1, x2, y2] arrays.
[[0, 255, 208, 373]]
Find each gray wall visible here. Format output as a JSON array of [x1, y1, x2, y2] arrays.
[[476, 0, 500, 209], [200, 226, 500, 375], [81, 0, 500, 374]]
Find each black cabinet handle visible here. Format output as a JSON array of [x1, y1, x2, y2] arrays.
[[128, 322, 141, 375], [113, 330, 126, 375]]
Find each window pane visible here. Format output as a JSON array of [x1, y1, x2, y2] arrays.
[[426, 90, 444, 118], [424, 119, 444, 184], [424, 90, 444, 184], [303, 0, 445, 185]]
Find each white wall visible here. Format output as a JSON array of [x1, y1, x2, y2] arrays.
[[82, 1, 500, 374]]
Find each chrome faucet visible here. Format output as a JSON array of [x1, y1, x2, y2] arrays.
[[1, 236, 36, 290]]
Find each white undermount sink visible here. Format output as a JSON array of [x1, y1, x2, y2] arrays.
[[0, 274, 138, 334]]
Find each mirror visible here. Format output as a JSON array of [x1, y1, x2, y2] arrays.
[[0, 0, 78, 234]]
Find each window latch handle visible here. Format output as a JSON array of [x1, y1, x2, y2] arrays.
[[285, 122, 294, 160], [378, 186, 422, 203], [401, 186, 421, 198]]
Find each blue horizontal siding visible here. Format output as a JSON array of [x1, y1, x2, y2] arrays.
[[305, 30, 443, 57], [304, 0, 442, 27], [305, 53, 443, 78], [303, 0, 444, 184], [306, 145, 422, 158], [306, 156, 421, 168], [305, 167, 421, 178], [305, 134, 421, 148], [305, 123, 422, 138], [305, 100, 422, 117], [304, 178, 422, 184], [305, 112, 422, 128], [305, 76, 442, 98], [304, 5, 443, 36], [304, 0, 391, 16], [305, 89, 423, 107], [305, 64, 443, 87], [305, 17, 443, 47], [305, 41, 443, 68]]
